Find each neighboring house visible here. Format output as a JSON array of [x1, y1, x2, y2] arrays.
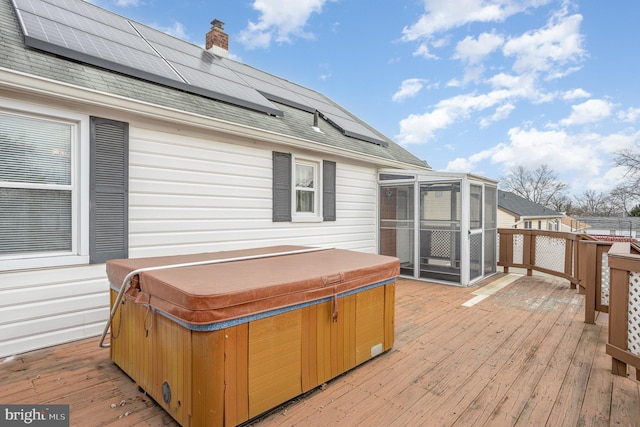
[[574, 216, 640, 241], [0, 0, 497, 358], [0, 0, 430, 357], [497, 190, 563, 231], [560, 215, 590, 234]]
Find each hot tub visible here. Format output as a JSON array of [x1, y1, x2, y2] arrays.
[[105, 246, 398, 426]]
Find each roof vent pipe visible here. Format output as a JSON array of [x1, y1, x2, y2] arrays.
[[312, 110, 323, 133]]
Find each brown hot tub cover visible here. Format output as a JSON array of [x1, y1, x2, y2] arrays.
[[106, 246, 399, 328]]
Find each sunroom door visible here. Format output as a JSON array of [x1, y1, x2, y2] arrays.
[[469, 184, 497, 283], [419, 182, 461, 284], [380, 185, 414, 276], [469, 184, 483, 282]]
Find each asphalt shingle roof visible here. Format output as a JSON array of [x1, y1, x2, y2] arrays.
[[498, 190, 562, 217], [0, 0, 428, 169], [575, 216, 640, 232]]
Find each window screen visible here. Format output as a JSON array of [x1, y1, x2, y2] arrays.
[[0, 113, 73, 256]]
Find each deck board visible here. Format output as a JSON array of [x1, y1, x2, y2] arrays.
[[0, 273, 638, 426]]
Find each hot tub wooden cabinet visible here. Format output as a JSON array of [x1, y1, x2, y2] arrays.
[[105, 246, 398, 426]]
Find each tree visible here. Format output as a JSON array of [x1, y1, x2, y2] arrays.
[[547, 193, 574, 215], [572, 190, 616, 216], [614, 146, 640, 198], [499, 164, 568, 209], [609, 184, 640, 215], [629, 205, 640, 217]]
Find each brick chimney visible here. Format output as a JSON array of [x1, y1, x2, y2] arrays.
[[206, 19, 229, 58]]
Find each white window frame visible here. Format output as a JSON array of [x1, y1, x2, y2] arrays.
[[524, 220, 532, 229], [292, 156, 323, 222], [0, 99, 90, 271]]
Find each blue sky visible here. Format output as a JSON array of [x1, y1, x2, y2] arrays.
[[92, 0, 640, 196]]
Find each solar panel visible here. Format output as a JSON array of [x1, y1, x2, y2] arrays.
[[14, 0, 181, 82], [221, 60, 313, 113], [285, 82, 388, 146], [12, 0, 387, 145], [13, 0, 281, 116], [222, 59, 388, 146], [128, 22, 280, 113]]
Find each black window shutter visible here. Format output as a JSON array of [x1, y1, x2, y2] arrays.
[[90, 117, 128, 263], [273, 151, 292, 222], [323, 160, 336, 221]]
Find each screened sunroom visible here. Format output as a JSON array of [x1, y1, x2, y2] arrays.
[[379, 170, 498, 286]]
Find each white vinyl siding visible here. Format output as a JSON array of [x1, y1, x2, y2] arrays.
[[127, 127, 378, 257], [0, 265, 107, 357], [0, 115, 379, 358]]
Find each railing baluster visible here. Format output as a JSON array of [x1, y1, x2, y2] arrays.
[[607, 242, 640, 379]]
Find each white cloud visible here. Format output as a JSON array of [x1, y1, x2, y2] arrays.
[[402, 0, 550, 42], [454, 32, 504, 64], [559, 99, 614, 126], [446, 78, 462, 88], [396, 108, 455, 145], [115, 0, 140, 6], [480, 102, 515, 127], [413, 43, 438, 59], [503, 12, 585, 77], [153, 21, 187, 39], [432, 37, 450, 49], [238, 0, 332, 49], [462, 65, 486, 85], [396, 89, 512, 144], [597, 130, 640, 154], [441, 127, 640, 193], [486, 72, 539, 100], [445, 147, 498, 172], [491, 127, 603, 179], [618, 107, 640, 123], [445, 157, 476, 172], [562, 88, 591, 100], [589, 165, 634, 192], [392, 79, 429, 102]]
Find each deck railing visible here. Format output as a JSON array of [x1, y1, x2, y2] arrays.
[[577, 240, 614, 324], [497, 228, 589, 287], [497, 228, 611, 323], [607, 242, 640, 379], [498, 228, 640, 377]]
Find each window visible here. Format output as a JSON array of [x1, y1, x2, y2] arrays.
[[0, 104, 128, 270], [538, 220, 542, 230], [524, 220, 532, 229], [1, 111, 79, 269], [272, 152, 335, 222], [469, 184, 482, 229], [295, 161, 317, 214]]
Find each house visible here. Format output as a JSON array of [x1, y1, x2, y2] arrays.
[[560, 215, 591, 233], [574, 216, 640, 241], [0, 0, 496, 358], [497, 190, 563, 231]]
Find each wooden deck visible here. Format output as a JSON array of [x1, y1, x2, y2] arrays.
[[1, 273, 639, 426]]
